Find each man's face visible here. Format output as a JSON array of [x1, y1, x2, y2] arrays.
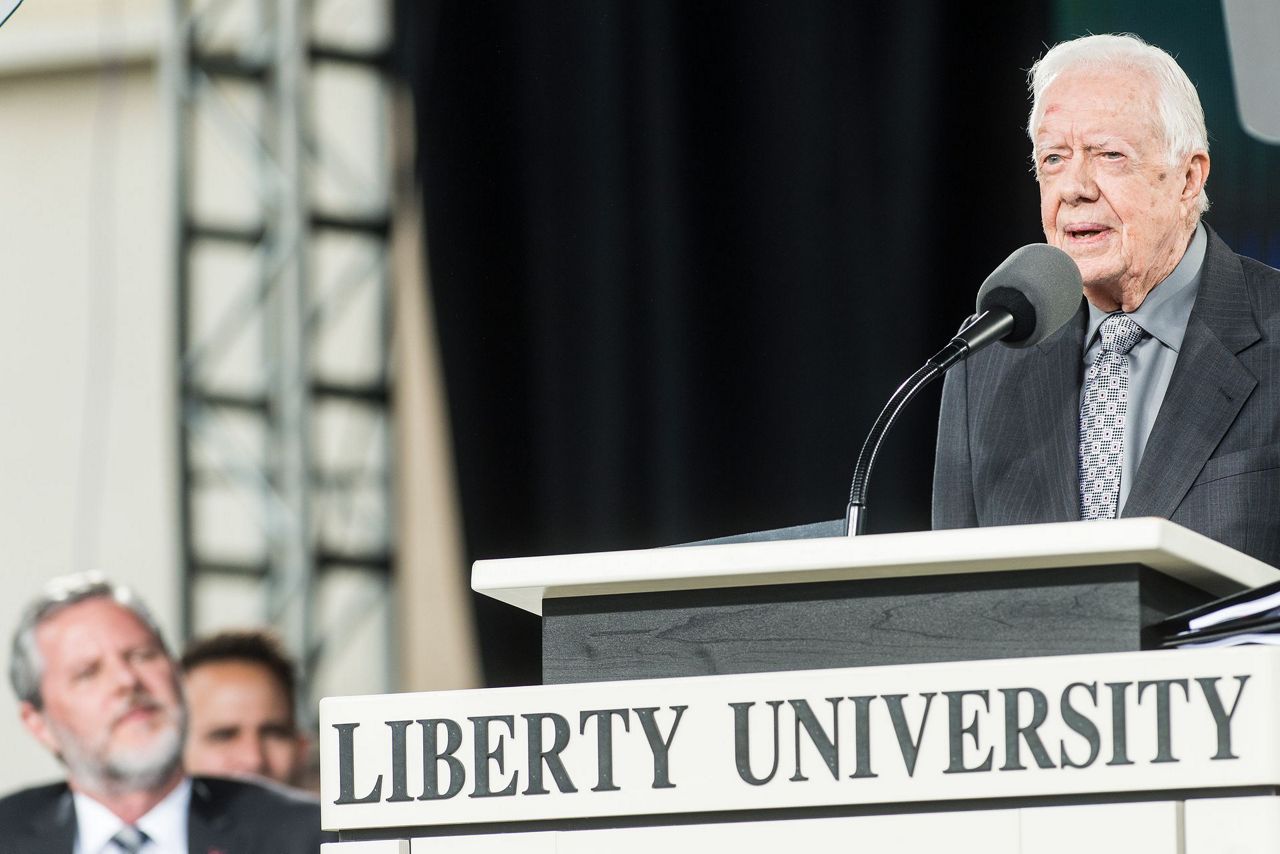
[[183, 660, 307, 786], [20, 598, 185, 793], [1035, 68, 1208, 309]]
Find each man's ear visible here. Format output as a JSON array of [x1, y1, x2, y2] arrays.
[[295, 732, 312, 763], [291, 731, 314, 788], [20, 701, 61, 756], [1182, 150, 1210, 205]]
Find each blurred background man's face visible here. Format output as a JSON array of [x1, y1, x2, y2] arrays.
[[22, 598, 185, 792], [183, 659, 307, 786]]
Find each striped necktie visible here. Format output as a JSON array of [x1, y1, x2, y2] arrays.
[[110, 825, 150, 854]]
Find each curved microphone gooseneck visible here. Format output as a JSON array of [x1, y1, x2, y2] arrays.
[[843, 244, 1083, 536]]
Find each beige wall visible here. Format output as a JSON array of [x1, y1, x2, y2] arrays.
[[0, 0, 481, 796], [0, 0, 176, 792]]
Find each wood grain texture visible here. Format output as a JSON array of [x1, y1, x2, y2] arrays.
[[542, 565, 1210, 684]]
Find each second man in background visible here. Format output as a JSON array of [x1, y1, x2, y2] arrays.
[[181, 630, 312, 790]]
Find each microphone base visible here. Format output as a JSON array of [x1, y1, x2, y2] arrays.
[[845, 503, 864, 537]]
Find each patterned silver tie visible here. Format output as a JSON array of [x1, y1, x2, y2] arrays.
[[110, 826, 149, 854], [1079, 313, 1145, 520]]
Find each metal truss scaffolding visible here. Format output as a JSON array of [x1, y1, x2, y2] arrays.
[[166, 0, 396, 715]]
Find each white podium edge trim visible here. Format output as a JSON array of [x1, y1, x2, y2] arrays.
[[470, 518, 1280, 615]]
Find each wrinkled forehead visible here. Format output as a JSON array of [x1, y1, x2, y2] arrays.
[[34, 597, 164, 664], [1036, 67, 1163, 145]]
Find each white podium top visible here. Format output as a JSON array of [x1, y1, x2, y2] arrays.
[[472, 518, 1280, 615]]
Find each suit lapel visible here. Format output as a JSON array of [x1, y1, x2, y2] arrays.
[[1023, 303, 1086, 522], [1122, 227, 1260, 519], [188, 778, 243, 854], [6, 783, 77, 853], [32, 785, 77, 854]]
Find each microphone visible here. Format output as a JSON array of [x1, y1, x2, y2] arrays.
[[931, 243, 1085, 372], [844, 244, 1082, 536]]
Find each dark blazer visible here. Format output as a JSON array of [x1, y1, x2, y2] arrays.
[[0, 776, 335, 853], [933, 226, 1280, 568]]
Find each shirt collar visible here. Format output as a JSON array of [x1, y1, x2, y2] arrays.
[[136, 777, 191, 852], [74, 777, 191, 854], [1085, 221, 1206, 352]]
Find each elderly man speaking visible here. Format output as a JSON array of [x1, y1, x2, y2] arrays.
[[934, 34, 1280, 567]]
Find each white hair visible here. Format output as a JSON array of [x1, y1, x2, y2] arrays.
[[1027, 33, 1209, 214]]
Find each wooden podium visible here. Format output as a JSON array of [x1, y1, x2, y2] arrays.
[[319, 519, 1280, 853]]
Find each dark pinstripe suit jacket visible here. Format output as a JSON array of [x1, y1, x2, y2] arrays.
[[0, 776, 334, 853], [933, 226, 1280, 568]]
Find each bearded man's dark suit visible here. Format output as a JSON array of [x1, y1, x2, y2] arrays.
[[933, 226, 1280, 568], [0, 776, 334, 853]]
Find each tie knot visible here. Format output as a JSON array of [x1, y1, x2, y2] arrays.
[[110, 825, 149, 854], [1099, 313, 1144, 355]]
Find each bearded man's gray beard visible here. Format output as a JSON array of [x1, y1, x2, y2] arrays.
[[55, 706, 187, 795]]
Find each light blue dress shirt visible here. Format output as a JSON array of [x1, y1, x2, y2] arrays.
[[1082, 222, 1207, 515]]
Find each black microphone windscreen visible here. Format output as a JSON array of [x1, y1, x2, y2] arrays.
[[975, 244, 1083, 347]]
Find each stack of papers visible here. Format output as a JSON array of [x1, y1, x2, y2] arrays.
[[1156, 579, 1280, 648]]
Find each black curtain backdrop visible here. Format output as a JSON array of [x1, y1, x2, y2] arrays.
[[395, 1, 1052, 686]]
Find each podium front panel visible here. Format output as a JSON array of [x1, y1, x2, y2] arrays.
[[321, 647, 1280, 834], [319, 796, 1280, 852]]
